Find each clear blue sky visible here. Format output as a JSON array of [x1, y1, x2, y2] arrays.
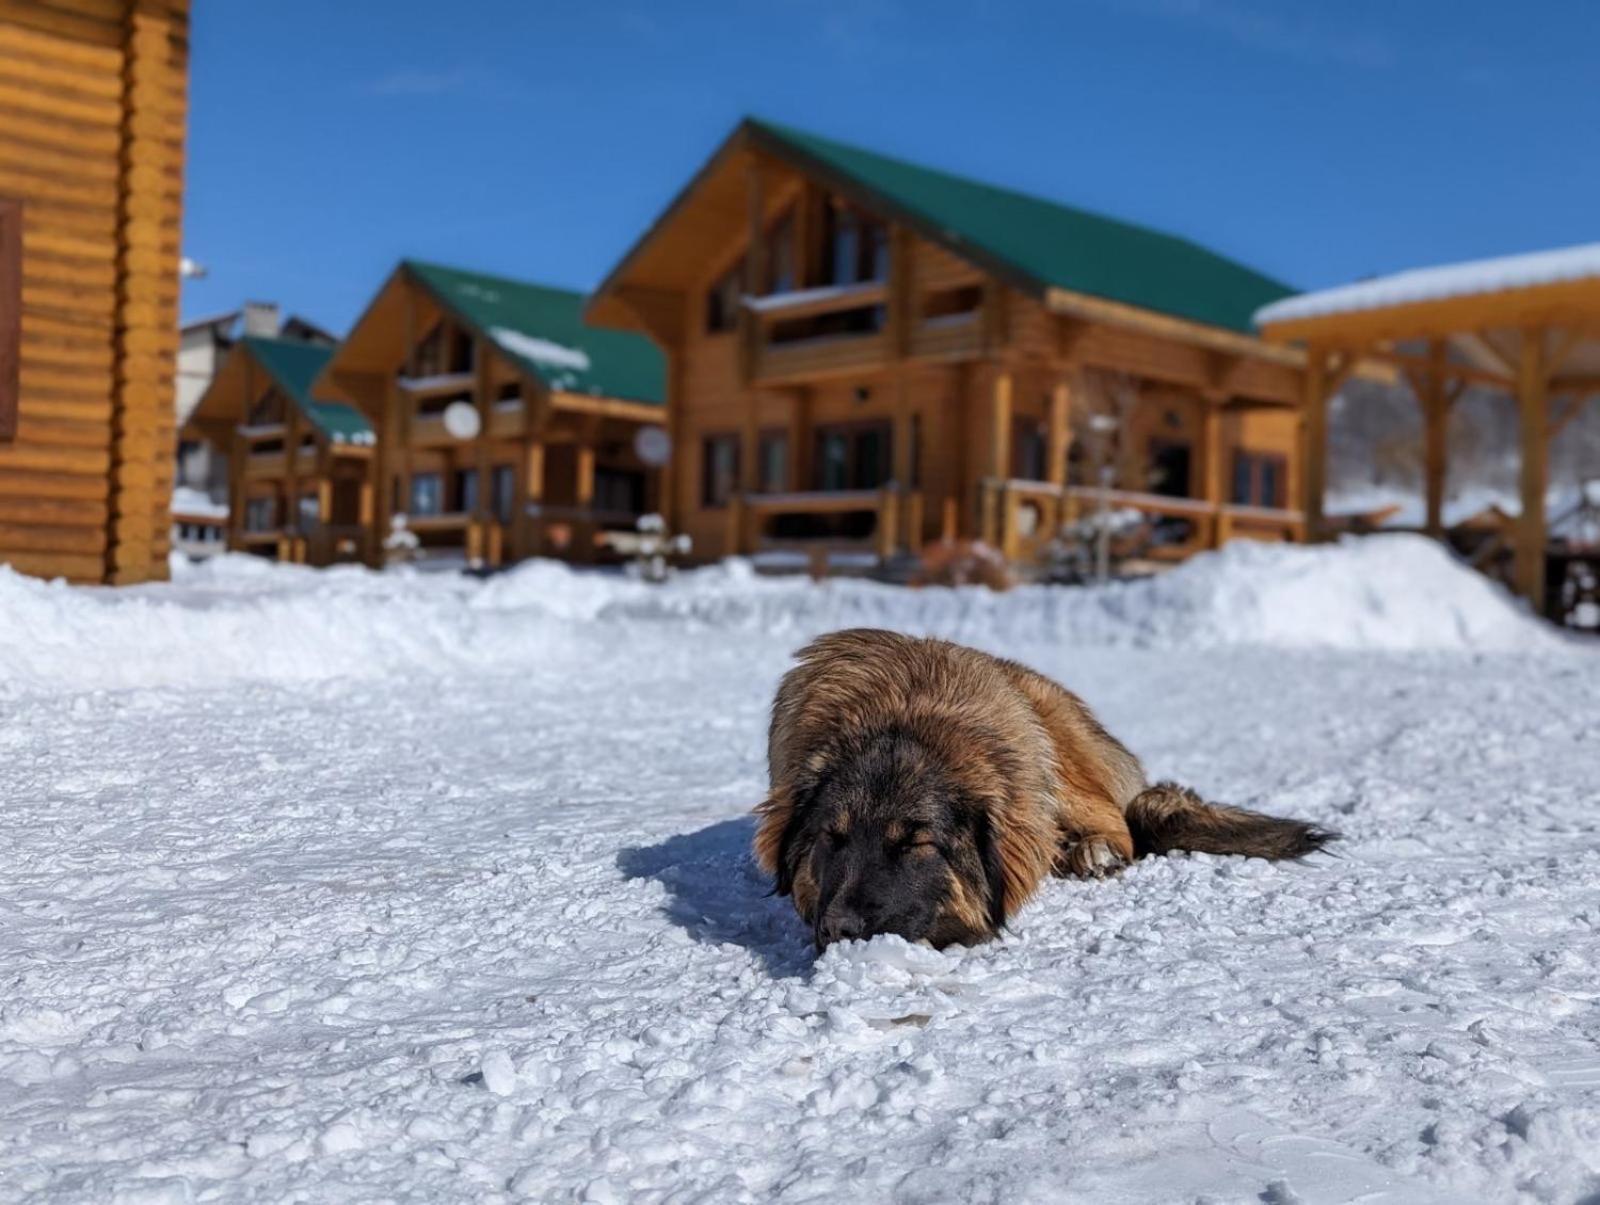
[[180, 0, 1600, 332]]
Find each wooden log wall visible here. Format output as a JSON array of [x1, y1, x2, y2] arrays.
[[0, 0, 189, 584]]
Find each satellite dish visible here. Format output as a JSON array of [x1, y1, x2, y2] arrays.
[[633, 425, 671, 467], [442, 400, 482, 441]]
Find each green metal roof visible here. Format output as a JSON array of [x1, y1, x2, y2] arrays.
[[241, 336, 374, 445], [403, 260, 666, 405], [747, 118, 1293, 334]]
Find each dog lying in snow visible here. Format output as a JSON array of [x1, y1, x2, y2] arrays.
[[755, 629, 1334, 951]]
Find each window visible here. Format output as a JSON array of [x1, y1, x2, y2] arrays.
[[758, 430, 789, 493], [766, 210, 796, 294], [1012, 417, 1048, 482], [412, 322, 474, 378], [701, 434, 740, 507], [705, 259, 744, 334], [824, 204, 889, 285], [1231, 451, 1287, 508], [1148, 439, 1193, 499], [247, 389, 286, 427], [813, 421, 892, 491], [595, 467, 645, 515], [492, 464, 516, 524], [0, 197, 19, 442], [297, 492, 321, 527], [244, 495, 277, 532], [455, 468, 479, 514], [410, 472, 444, 515]]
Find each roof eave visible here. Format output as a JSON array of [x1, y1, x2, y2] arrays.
[[1046, 286, 1305, 366]]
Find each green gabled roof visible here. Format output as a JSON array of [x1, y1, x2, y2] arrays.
[[747, 118, 1293, 334], [241, 336, 374, 445], [403, 260, 665, 405]]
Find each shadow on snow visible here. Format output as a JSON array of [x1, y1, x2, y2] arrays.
[[617, 815, 814, 978]]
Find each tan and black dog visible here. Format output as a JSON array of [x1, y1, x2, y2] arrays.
[[755, 629, 1334, 950]]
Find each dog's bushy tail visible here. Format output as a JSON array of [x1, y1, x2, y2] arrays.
[[1125, 782, 1336, 861]]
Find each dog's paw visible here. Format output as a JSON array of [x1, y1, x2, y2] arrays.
[[1058, 836, 1130, 879]]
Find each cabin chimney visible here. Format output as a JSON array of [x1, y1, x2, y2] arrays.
[[242, 300, 280, 337]]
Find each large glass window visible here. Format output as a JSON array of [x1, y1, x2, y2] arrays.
[[701, 434, 740, 507], [812, 422, 892, 491], [705, 260, 744, 334], [595, 467, 646, 515], [492, 464, 516, 524], [1231, 451, 1288, 507], [455, 468, 479, 514], [1012, 417, 1048, 482], [410, 472, 444, 515], [244, 495, 277, 532], [758, 431, 789, 493]]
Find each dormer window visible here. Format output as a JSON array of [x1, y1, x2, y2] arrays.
[[824, 203, 888, 286]]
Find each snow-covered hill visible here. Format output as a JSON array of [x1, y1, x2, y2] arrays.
[[2, 542, 1596, 1202]]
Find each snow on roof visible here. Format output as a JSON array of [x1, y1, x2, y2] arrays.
[[488, 327, 591, 374], [1255, 242, 1600, 327], [743, 282, 883, 314]]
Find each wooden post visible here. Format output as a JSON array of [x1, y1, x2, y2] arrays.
[[1301, 347, 1330, 541], [1202, 397, 1225, 548], [473, 337, 493, 537], [283, 406, 301, 556], [523, 439, 545, 558], [892, 369, 915, 553], [990, 368, 1013, 481], [227, 432, 246, 552], [1516, 327, 1549, 611], [1048, 377, 1072, 489], [1421, 340, 1449, 540]]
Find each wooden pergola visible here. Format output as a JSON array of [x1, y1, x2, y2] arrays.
[[1257, 243, 1600, 614]]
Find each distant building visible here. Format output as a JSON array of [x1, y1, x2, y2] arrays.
[[587, 118, 1310, 568], [175, 303, 336, 505], [0, 0, 190, 584], [315, 261, 666, 567]]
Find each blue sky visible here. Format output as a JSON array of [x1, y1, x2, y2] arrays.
[[180, 1, 1599, 331]]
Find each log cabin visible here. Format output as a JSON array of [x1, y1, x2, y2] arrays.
[[316, 261, 667, 567], [0, 0, 188, 584], [184, 335, 376, 565], [586, 118, 1310, 567]]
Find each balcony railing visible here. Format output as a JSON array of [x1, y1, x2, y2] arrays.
[[727, 487, 920, 562], [746, 282, 890, 384]]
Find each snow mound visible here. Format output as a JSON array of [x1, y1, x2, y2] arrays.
[[0, 536, 1563, 695]]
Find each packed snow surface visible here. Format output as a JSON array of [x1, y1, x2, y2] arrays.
[[1256, 240, 1600, 325], [2, 537, 1598, 1202]]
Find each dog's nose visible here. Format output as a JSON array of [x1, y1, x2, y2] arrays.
[[821, 909, 866, 945]]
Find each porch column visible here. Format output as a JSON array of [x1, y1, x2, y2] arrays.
[[1047, 376, 1072, 488], [473, 338, 494, 565], [1421, 341, 1449, 540], [283, 406, 301, 562], [1300, 347, 1331, 540], [1515, 328, 1549, 611], [1202, 396, 1226, 548], [982, 367, 1013, 548], [892, 369, 915, 552], [522, 439, 545, 559], [576, 419, 598, 564]]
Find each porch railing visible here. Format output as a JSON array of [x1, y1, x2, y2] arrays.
[[979, 479, 1305, 564]]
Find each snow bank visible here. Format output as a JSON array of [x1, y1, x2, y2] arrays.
[[0, 536, 1563, 695]]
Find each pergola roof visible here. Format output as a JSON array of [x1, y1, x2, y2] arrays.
[[1257, 242, 1600, 329]]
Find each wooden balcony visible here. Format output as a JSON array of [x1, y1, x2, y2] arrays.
[[727, 488, 920, 563], [747, 282, 890, 385]]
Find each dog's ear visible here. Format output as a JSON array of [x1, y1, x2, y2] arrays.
[[754, 783, 811, 897], [973, 809, 1009, 934]]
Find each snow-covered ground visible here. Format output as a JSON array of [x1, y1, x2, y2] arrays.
[[2, 538, 1598, 1203]]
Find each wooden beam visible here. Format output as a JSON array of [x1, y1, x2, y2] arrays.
[[1515, 327, 1549, 611], [1451, 331, 1517, 380], [1047, 376, 1072, 489], [990, 367, 1013, 479], [1547, 390, 1596, 441], [1301, 347, 1331, 539], [1421, 340, 1449, 539]]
